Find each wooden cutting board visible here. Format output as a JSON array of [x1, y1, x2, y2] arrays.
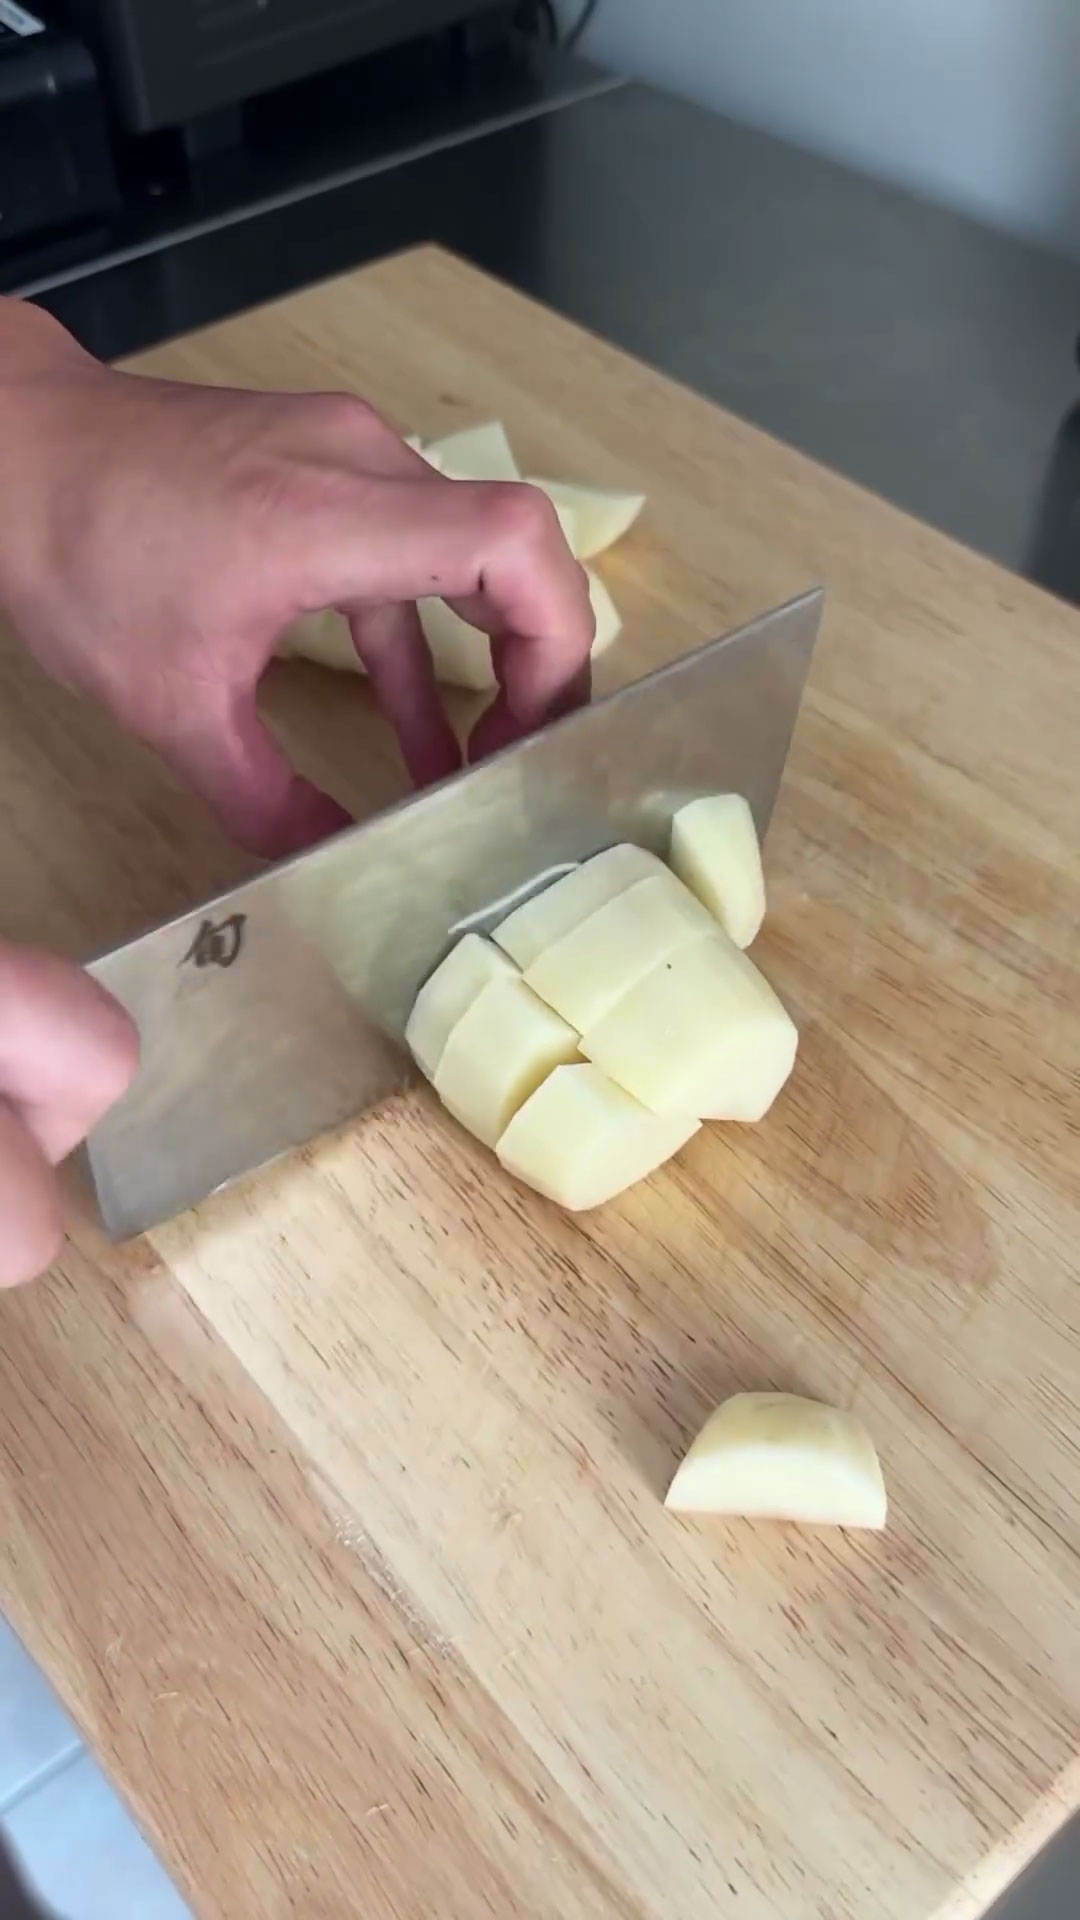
[[1, 245, 1078, 1920]]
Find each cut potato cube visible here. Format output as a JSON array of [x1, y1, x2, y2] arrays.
[[275, 611, 357, 673], [496, 1063, 699, 1211], [527, 478, 645, 560], [494, 843, 665, 969], [434, 976, 579, 1148], [418, 598, 497, 691], [581, 932, 797, 1120], [405, 934, 518, 1081], [587, 568, 622, 656], [524, 873, 713, 1030], [425, 419, 520, 482], [665, 1393, 887, 1529], [670, 794, 765, 949]]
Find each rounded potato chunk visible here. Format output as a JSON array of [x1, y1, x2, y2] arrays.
[[433, 976, 579, 1148], [523, 872, 713, 1031], [496, 1063, 699, 1211], [581, 932, 797, 1121], [424, 419, 520, 481], [669, 793, 765, 949], [405, 934, 518, 1081], [526, 477, 645, 560], [494, 843, 665, 969], [665, 1393, 887, 1529]]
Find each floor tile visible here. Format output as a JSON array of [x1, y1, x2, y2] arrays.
[[0, 1617, 80, 1813], [2, 1752, 190, 1920]]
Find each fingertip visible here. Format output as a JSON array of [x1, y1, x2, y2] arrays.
[[239, 781, 353, 861]]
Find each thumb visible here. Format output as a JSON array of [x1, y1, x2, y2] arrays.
[[160, 688, 352, 859]]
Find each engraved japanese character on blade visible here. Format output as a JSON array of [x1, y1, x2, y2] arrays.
[[181, 914, 247, 970]]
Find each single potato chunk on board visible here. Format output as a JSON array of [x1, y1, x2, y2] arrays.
[[496, 1063, 699, 1211], [405, 934, 518, 1081], [424, 419, 520, 481], [581, 931, 797, 1121], [527, 476, 645, 560], [494, 843, 665, 968], [433, 975, 579, 1148], [665, 1393, 887, 1529], [523, 871, 714, 1031], [670, 793, 765, 949]]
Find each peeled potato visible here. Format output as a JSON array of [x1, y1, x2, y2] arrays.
[[405, 934, 518, 1081], [496, 1063, 699, 1211], [527, 477, 644, 560], [494, 843, 665, 968], [587, 569, 622, 656], [276, 610, 357, 673], [433, 975, 578, 1148], [665, 1393, 887, 1529], [670, 794, 765, 949], [524, 872, 713, 1031], [425, 419, 520, 482], [581, 931, 797, 1121]]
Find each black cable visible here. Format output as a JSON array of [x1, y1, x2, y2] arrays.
[[564, 0, 600, 50]]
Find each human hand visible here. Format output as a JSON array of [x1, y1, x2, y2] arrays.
[[0, 304, 594, 859], [0, 941, 137, 1286]]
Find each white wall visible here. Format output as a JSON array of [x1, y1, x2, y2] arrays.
[[568, 0, 1080, 258]]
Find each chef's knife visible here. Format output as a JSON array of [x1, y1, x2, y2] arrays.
[[85, 587, 823, 1236]]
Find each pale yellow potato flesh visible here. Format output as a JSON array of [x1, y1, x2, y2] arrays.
[[493, 843, 665, 968], [433, 976, 579, 1148], [496, 1063, 699, 1211], [527, 477, 645, 560], [665, 1393, 887, 1529], [581, 931, 797, 1121], [523, 872, 714, 1030], [405, 934, 518, 1081], [586, 568, 622, 656], [276, 610, 357, 673], [670, 794, 765, 949], [424, 419, 520, 481]]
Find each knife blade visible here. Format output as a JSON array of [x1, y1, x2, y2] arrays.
[[85, 587, 823, 1236]]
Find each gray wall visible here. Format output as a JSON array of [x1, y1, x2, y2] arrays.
[[569, 0, 1080, 258]]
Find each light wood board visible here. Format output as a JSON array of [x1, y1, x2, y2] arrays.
[[1, 245, 1078, 1919]]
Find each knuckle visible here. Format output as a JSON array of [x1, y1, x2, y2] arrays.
[[485, 481, 563, 549], [307, 389, 386, 440]]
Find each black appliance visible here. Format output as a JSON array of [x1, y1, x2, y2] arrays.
[[68, 0, 510, 137], [0, 2, 116, 249]]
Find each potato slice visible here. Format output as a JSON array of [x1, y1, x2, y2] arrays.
[[670, 794, 765, 948], [434, 976, 578, 1148], [496, 1063, 699, 1211], [527, 477, 645, 560], [425, 419, 520, 481], [665, 1393, 887, 1528], [524, 872, 713, 1030], [276, 610, 357, 673], [405, 934, 518, 1081], [581, 932, 797, 1120], [494, 843, 665, 968], [587, 568, 622, 656]]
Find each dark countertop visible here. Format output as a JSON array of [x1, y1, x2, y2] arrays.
[[7, 61, 1079, 1917], [13, 75, 1080, 608]]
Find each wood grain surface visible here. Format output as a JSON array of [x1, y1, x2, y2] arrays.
[[1, 245, 1078, 1920]]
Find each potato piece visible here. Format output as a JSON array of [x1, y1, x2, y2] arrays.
[[665, 1393, 887, 1529], [670, 794, 765, 949], [405, 934, 518, 1081], [524, 873, 713, 1030], [276, 610, 358, 673], [494, 843, 665, 968], [425, 419, 520, 481], [434, 976, 578, 1148], [527, 478, 645, 560], [496, 1063, 698, 1211], [581, 932, 797, 1120], [587, 568, 622, 656], [417, 598, 497, 691]]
